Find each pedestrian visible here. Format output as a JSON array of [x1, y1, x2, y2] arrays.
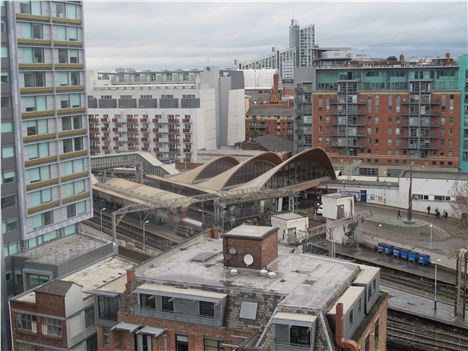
[[427, 205, 431, 214], [443, 210, 448, 220], [397, 209, 401, 218], [436, 209, 440, 220]]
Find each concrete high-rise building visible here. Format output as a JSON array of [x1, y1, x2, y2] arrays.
[[458, 55, 468, 171], [294, 55, 461, 176], [289, 19, 316, 67], [87, 68, 245, 162], [1, 0, 93, 303]]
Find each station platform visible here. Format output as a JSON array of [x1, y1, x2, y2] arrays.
[[313, 242, 456, 285], [383, 285, 468, 330]]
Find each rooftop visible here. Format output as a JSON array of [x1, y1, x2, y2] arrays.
[[136, 236, 360, 312], [252, 135, 294, 153], [223, 224, 278, 240], [15, 234, 109, 265], [13, 255, 134, 304], [271, 212, 306, 221], [34, 280, 76, 297]]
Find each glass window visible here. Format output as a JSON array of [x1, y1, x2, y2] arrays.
[[66, 4, 78, 19], [1, 71, 9, 83], [1, 121, 13, 133], [55, 3, 65, 17], [60, 94, 69, 108], [161, 296, 173, 311], [63, 161, 73, 175], [31, 188, 52, 206], [98, 296, 118, 320], [74, 137, 83, 150], [70, 72, 80, 85], [42, 318, 62, 337], [28, 165, 50, 183], [16, 313, 36, 332], [56, 26, 66, 41], [1, 170, 16, 184], [139, 294, 156, 309], [1, 46, 8, 58], [26, 119, 48, 135], [2, 194, 16, 209], [103, 327, 110, 345], [27, 142, 49, 159], [204, 339, 224, 351], [85, 306, 95, 328], [24, 72, 45, 88], [64, 183, 74, 197], [71, 94, 81, 107], [69, 49, 78, 63], [67, 27, 78, 41], [2, 218, 18, 234], [32, 211, 53, 229], [290, 325, 310, 346], [24, 95, 47, 111], [199, 301, 214, 317], [63, 138, 73, 153], [64, 224, 76, 236], [76, 200, 86, 214], [2, 146, 15, 159], [31, 23, 42, 39], [58, 48, 67, 63], [58, 72, 69, 86]]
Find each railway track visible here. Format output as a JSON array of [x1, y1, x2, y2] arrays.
[[387, 319, 468, 351], [86, 213, 183, 251], [381, 272, 457, 302]]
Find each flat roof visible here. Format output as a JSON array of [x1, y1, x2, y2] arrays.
[[14, 256, 134, 304], [135, 236, 360, 311], [94, 275, 128, 295], [223, 225, 278, 240], [328, 286, 364, 315], [15, 234, 109, 265], [135, 283, 227, 302], [353, 266, 380, 285], [273, 312, 317, 325], [272, 213, 306, 221]]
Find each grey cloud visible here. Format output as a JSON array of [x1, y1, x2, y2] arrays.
[[84, 2, 467, 71]]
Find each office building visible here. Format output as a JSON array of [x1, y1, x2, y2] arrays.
[[458, 55, 468, 171], [1, 0, 92, 292], [87, 68, 245, 162], [90, 225, 387, 350], [294, 55, 461, 176]]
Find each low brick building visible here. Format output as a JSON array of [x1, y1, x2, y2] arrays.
[[96, 224, 387, 351], [9, 255, 134, 351]]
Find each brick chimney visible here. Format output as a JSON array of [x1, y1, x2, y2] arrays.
[[269, 74, 280, 104], [223, 225, 278, 270]]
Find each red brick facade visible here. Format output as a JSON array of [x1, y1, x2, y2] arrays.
[[10, 293, 68, 350], [313, 92, 461, 169], [356, 294, 388, 351]]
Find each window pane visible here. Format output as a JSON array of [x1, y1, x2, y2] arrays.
[[75, 180, 85, 193], [72, 116, 82, 129], [67, 27, 78, 41], [42, 189, 52, 203], [2, 146, 14, 159], [56, 3, 65, 17], [28, 168, 41, 182], [1, 122, 13, 133], [31, 1, 42, 15], [28, 145, 39, 159], [76, 201, 86, 214], [74, 159, 84, 172], [19, 23, 32, 39], [66, 4, 78, 19], [69, 49, 78, 63], [41, 166, 50, 179], [70, 94, 81, 107], [24, 96, 35, 111], [60, 95, 69, 108], [38, 120, 48, 134], [74, 137, 83, 150], [32, 214, 43, 229], [36, 96, 46, 111], [39, 142, 49, 157], [31, 191, 41, 206], [22, 48, 33, 63], [58, 48, 68, 63], [63, 139, 73, 153], [63, 161, 73, 175], [58, 72, 69, 86], [56, 26, 66, 41], [64, 183, 74, 196]]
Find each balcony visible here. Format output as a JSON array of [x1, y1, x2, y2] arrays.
[[168, 129, 180, 135], [141, 128, 148, 132], [133, 306, 222, 327], [168, 118, 180, 124], [399, 132, 439, 139], [127, 118, 138, 124], [330, 142, 368, 148], [400, 143, 440, 150], [183, 138, 191, 143], [183, 128, 191, 133], [182, 118, 191, 123], [127, 128, 138, 132], [183, 148, 191, 153]]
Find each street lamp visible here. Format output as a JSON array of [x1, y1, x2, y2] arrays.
[[142, 220, 150, 251], [429, 224, 433, 249], [100, 207, 106, 234], [434, 258, 441, 311]]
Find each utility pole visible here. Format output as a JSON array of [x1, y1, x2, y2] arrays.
[[405, 160, 415, 224]]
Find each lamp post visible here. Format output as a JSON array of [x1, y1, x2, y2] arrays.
[[100, 207, 106, 234], [434, 258, 441, 311], [429, 224, 433, 249], [142, 220, 150, 251]]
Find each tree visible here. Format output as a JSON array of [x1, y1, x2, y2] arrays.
[[252, 129, 260, 138], [450, 180, 468, 225]]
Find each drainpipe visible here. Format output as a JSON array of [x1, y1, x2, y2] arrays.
[[336, 303, 359, 351]]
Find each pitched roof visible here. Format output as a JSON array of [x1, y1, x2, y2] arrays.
[[35, 280, 76, 296], [253, 135, 294, 153]]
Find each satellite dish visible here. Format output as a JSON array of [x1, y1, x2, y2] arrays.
[[244, 254, 254, 266], [229, 247, 237, 255]]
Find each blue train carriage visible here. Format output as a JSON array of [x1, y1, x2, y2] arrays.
[[392, 247, 400, 258], [418, 254, 430, 265], [377, 242, 385, 253], [384, 244, 394, 256], [399, 249, 409, 260], [408, 251, 420, 263]]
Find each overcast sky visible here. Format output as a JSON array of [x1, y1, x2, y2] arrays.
[[84, 1, 467, 71]]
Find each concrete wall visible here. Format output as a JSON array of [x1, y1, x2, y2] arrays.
[[227, 89, 246, 145], [271, 216, 309, 243]]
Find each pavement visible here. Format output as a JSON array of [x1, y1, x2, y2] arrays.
[[383, 285, 468, 329], [355, 203, 468, 255]]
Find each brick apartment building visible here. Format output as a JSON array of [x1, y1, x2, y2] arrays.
[[246, 74, 294, 140], [295, 54, 461, 176], [92, 225, 387, 351]]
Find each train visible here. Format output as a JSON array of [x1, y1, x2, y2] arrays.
[[377, 242, 431, 265]]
